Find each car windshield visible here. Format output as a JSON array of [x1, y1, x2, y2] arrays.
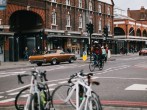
[[46, 50, 56, 54]]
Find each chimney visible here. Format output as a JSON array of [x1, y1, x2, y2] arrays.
[[127, 8, 130, 17]]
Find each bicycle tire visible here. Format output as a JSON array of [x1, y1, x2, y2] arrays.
[[86, 96, 100, 110], [52, 84, 75, 110], [15, 87, 30, 110], [89, 60, 96, 72], [91, 91, 103, 110]]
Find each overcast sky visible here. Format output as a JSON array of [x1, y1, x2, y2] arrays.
[[113, 0, 147, 13]]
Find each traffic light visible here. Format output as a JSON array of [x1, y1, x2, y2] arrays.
[[86, 23, 94, 34], [103, 26, 108, 37], [86, 23, 90, 33]]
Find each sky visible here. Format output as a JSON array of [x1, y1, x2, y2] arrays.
[[113, 0, 147, 14]]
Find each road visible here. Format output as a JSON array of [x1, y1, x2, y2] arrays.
[[0, 54, 147, 107]]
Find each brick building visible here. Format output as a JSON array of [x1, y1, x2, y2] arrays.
[[0, 0, 114, 62], [114, 6, 147, 54]]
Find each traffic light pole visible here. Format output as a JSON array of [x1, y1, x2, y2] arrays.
[[90, 33, 92, 61]]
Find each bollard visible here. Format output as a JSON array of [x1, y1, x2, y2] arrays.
[[0, 61, 1, 66]]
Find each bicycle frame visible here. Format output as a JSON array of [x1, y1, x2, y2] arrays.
[[24, 73, 42, 110], [65, 77, 93, 110]]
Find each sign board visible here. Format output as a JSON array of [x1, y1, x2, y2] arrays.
[[0, 0, 7, 10], [82, 51, 87, 61]]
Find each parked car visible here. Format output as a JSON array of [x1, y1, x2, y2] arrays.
[[139, 48, 147, 56], [29, 49, 77, 66]]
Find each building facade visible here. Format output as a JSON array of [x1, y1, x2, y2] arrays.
[[114, 6, 147, 54], [0, 0, 114, 62]]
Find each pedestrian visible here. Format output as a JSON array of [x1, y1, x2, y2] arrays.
[[101, 46, 107, 62], [32, 48, 37, 55], [23, 47, 29, 60]]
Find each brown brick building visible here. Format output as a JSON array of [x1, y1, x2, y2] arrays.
[[114, 6, 147, 54], [0, 0, 114, 62]]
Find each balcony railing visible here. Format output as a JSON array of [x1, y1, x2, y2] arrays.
[[7, 0, 45, 9]]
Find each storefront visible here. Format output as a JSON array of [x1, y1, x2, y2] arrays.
[[0, 32, 14, 62]]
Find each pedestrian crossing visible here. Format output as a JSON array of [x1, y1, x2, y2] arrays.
[[0, 61, 147, 105]]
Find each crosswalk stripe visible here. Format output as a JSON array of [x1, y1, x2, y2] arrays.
[[0, 98, 15, 103], [8, 92, 19, 96], [0, 96, 4, 98]]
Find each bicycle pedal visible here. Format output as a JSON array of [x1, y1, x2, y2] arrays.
[[50, 108, 55, 110]]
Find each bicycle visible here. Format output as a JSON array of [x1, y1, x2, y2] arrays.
[[15, 69, 53, 110], [89, 53, 104, 72], [52, 70, 102, 110]]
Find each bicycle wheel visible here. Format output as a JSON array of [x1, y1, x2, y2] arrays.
[[52, 84, 74, 110], [91, 91, 103, 110], [89, 60, 96, 72], [86, 97, 100, 110], [15, 87, 30, 110]]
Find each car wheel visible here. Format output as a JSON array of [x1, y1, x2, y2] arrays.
[[69, 58, 74, 63], [37, 63, 42, 66], [52, 59, 57, 65]]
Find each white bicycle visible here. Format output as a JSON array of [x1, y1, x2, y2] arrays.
[[52, 70, 102, 110], [15, 69, 53, 110]]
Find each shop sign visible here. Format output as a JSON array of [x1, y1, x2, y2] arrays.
[[0, 0, 7, 10]]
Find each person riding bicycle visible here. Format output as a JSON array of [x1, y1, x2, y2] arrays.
[[92, 41, 102, 67]]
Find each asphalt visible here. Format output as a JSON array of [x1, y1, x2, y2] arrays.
[[1, 53, 147, 110]]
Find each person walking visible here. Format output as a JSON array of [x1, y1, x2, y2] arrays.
[[101, 46, 107, 62], [23, 47, 29, 60]]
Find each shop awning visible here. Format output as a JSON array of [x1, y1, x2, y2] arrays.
[[0, 32, 14, 36]]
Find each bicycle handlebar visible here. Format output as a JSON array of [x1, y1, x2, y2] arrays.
[[68, 70, 95, 83], [17, 70, 48, 84]]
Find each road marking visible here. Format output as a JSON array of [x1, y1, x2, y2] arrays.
[[21, 94, 29, 97], [59, 81, 68, 84], [0, 92, 4, 94], [48, 84, 57, 87], [6, 85, 30, 93], [125, 84, 147, 91], [8, 92, 19, 96], [0, 96, 4, 98], [0, 98, 15, 103]]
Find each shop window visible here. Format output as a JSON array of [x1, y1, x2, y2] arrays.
[[0, 46, 3, 54]]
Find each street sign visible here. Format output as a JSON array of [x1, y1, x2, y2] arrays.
[[82, 51, 87, 61], [0, 0, 7, 10]]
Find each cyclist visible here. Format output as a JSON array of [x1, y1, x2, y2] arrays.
[[92, 41, 102, 67]]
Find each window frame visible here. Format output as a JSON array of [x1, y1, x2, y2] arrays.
[[66, 0, 70, 5], [52, 12, 57, 25]]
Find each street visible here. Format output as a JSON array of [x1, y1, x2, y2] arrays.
[[0, 54, 147, 108]]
